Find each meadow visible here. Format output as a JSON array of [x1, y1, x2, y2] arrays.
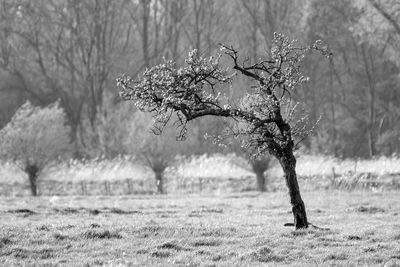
[[1, 154, 400, 266], [1, 191, 400, 266]]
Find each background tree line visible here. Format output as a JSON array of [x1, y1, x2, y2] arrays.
[[1, 0, 400, 160]]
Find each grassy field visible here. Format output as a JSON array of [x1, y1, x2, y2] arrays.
[[1, 191, 400, 266]]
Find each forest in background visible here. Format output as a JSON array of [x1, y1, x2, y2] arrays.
[[0, 0, 400, 159]]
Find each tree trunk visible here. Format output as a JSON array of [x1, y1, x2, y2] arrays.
[[25, 165, 39, 196], [251, 158, 269, 192], [155, 171, 164, 194], [279, 153, 308, 229], [254, 170, 266, 192]]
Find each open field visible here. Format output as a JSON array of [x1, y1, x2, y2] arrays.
[[1, 191, 400, 266]]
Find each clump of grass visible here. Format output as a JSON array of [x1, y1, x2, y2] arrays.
[[324, 252, 348, 261], [385, 259, 400, 267], [136, 248, 149, 254], [90, 223, 101, 228], [37, 225, 51, 231], [53, 232, 69, 241], [88, 209, 100, 215], [248, 246, 285, 263], [357, 206, 385, 213], [151, 250, 171, 258], [0, 237, 12, 248], [363, 247, 376, 253], [52, 207, 81, 214], [109, 207, 129, 214], [12, 248, 29, 259], [281, 229, 317, 238], [192, 238, 221, 247], [134, 225, 164, 238], [108, 207, 142, 214], [200, 227, 237, 237], [82, 229, 122, 239], [392, 234, 400, 241], [56, 224, 75, 230], [347, 235, 362, 240], [7, 209, 36, 215], [38, 248, 53, 259], [199, 208, 223, 213], [212, 254, 224, 262], [157, 241, 189, 251]]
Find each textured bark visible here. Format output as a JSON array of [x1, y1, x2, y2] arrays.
[[279, 153, 308, 229], [25, 165, 39, 196]]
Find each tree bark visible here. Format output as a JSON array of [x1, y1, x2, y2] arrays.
[[25, 165, 39, 196], [279, 152, 308, 229]]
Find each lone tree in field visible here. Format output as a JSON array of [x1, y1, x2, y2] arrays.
[[0, 101, 71, 196], [118, 33, 329, 229]]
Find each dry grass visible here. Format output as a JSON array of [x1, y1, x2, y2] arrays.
[[2, 154, 400, 185], [2, 154, 400, 197], [268, 154, 400, 178], [1, 191, 400, 266]]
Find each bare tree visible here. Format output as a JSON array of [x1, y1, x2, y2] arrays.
[[119, 34, 330, 229], [0, 0, 133, 154]]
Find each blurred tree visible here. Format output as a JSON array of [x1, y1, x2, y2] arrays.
[[224, 138, 273, 192], [352, 0, 400, 156], [85, 94, 200, 193], [0, 101, 71, 196], [125, 112, 198, 194], [0, 0, 135, 154], [303, 0, 400, 158], [81, 93, 135, 158], [239, 0, 309, 59], [118, 34, 330, 228]]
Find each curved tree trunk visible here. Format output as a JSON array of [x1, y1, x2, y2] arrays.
[[279, 152, 308, 229], [25, 165, 39, 196]]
